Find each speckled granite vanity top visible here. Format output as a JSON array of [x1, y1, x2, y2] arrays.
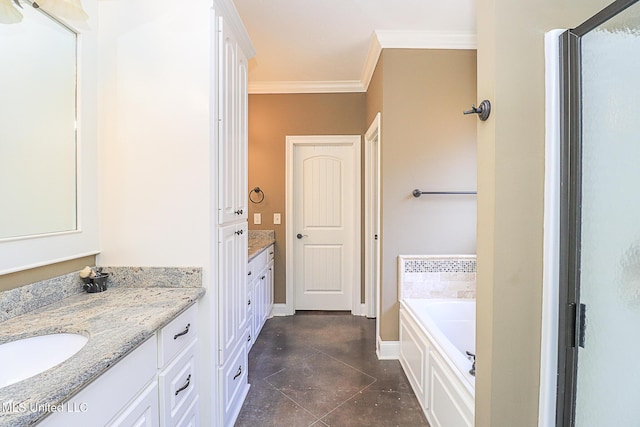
[[0, 268, 204, 427], [248, 229, 275, 261]]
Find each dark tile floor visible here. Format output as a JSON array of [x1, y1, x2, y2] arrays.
[[235, 313, 430, 427]]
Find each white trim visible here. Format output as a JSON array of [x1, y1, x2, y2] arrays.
[[539, 29, 564, 427], [360, 35, 383, 91], [248, 80, 365, 94], [285, 135, 362, 315], [364, 113, 381, 322], [375, 30, 477, 50], [249, 31, 477, 94], [214, 0, 256, 59], [359, 304, 367, 316], [270, 303, 292, 317], [376, 338, 400, 360], [0, 251, 100, 276]]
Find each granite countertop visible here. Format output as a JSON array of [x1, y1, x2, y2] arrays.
[[0, 286, 204, 427], [248, 230, 275, 262]]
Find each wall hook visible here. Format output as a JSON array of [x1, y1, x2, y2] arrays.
[[463, 100, 491, 121]]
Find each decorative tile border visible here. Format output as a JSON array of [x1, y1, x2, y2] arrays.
[[399, 255, 476, 300], [403, 256, 476, 273]]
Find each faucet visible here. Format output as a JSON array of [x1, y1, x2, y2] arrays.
[[466, 351, 476, 376]]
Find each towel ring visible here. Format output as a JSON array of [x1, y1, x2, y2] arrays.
[[249, 187, 265, 204]]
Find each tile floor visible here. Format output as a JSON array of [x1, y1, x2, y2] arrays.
[[235, 313, 430, 427]]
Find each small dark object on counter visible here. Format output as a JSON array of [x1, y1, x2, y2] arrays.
[[82, 273, 109, 293]]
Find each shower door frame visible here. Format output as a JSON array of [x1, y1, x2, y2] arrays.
[[556, 1, 640, 426]]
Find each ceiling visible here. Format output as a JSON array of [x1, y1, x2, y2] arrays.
[[232, 0, 477, 93]]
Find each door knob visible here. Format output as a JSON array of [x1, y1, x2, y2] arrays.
[[296, 233, 308, 239]]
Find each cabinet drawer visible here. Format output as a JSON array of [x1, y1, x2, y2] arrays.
[[39, 337, 157, 427], [176, 396, 199, 427], [158, 304, 198, 367], [108, 380, 159, 427], [159, 339, 198, 427], [220, 337, 248, 420], [249, 250, 267, 274]]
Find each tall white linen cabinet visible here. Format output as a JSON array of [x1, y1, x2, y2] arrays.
[[98, 0, 254, 426], [214, 1, 254, 425]]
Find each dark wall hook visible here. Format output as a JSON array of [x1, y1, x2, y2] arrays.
[[463, 100, 491, 121]]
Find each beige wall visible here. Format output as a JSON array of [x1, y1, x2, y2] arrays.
[[368, 49, 478, 340], [476, 1, 611, 426], [0, 255, 97, 291], [247, 93, 366, 303]]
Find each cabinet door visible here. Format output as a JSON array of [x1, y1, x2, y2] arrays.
[[108, 381, 159, 427], [218, 222, 248, 364], [217, 15, 239, 224], [266, 259, 274, 319], [235, 46, 248, 221], [217, 15, 248, 224]]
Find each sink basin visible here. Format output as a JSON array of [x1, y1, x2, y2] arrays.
[[0, 333, 88, 388]]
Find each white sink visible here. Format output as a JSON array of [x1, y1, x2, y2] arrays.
[[0, 333, 88, 388]]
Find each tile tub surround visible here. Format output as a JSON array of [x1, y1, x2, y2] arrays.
[[248, 229, 275, 261], [399, 255, 477, 300], [0, 286, 204, 427]]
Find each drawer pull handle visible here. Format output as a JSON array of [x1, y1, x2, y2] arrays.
[[248, 271, 252, 276], [261, 275, 266, 280], [247, 334, 251, 342], [248, 299, 251, 305], [269, 251, 273, 255], [175, 374, 191, 396], [174, 323, 191, 340], [233, 366, 242, 380]]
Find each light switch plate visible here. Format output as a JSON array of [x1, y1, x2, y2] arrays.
[[273, 213, 281, 225], [254, 213, 261, 225]]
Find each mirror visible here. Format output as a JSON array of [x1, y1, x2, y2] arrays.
[[0, 3, 77, 240]]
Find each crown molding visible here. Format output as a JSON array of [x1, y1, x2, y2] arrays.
[[214, 0, 256, 58], [374, 30, 477, 50], [247, 30, 477, 94], [248, 80, 366, 94], [359, 34, 384, 93]]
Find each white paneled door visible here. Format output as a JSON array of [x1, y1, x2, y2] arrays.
[[289, 136, 360, 311]]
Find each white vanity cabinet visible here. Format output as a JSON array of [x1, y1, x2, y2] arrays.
[[247, 245, 274, 350], [39, 304, 199, 427]]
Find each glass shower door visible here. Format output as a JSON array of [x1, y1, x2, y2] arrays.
[[572, 1, 640, 425]]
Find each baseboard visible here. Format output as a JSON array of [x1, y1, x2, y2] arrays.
[[351, 303, 367, 317], [271, 303, 293, 317], [376, 337, 400, 360]]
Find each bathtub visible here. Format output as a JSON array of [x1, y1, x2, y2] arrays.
[[399, 298, 475, 427]]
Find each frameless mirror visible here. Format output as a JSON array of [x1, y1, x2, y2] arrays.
[[0, 3, 77, 240]]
